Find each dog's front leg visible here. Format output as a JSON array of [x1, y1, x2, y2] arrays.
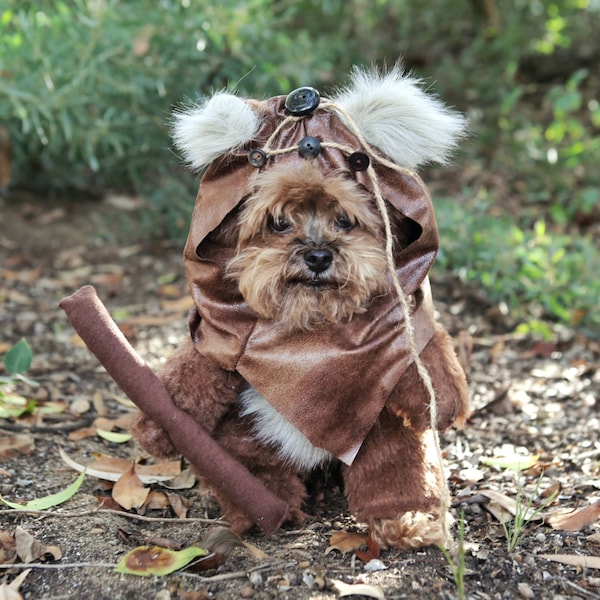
[[132, 336, 245, 458], [342, 407, 446, 549]]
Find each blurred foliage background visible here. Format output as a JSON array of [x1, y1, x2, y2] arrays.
[[1, 0, 599, 336]]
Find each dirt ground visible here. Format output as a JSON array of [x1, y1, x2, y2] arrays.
[[1, 192, 599, 600]]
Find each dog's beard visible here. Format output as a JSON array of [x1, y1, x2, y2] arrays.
[[224, 161, 399, 331], [227, 235, 389, 331]]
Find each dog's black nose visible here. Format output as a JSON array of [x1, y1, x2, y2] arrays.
[[304, 249, 333, 274]]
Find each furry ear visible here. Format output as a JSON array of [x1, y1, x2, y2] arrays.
[[171, 93, 259, 171], [332, 66, 467, 169]]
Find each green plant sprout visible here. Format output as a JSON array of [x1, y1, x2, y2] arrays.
[[439, 511, 467, 600], [502, 477, 558, 553], [0, 338, 38, 419]]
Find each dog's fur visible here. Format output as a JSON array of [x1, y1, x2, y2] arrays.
[[134, 161, 469, 548], [134, 67, 469, 548]]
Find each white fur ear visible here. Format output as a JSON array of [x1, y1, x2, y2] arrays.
[[171, 92, 259, 171], [332, 66, 467, 169]]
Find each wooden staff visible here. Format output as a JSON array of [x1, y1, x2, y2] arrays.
[[59, 285, 288, 535]]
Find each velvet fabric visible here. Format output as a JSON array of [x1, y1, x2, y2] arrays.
[[184, 95, 440, 464]]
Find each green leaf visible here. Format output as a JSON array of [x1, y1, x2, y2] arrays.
[[115, 545, 208, 577], [3, 339, 33, 376], [96, 428, 132, 444], [480, 454, 540, 471], [0, 470, 86, 510], [0, 394, 36, 419]]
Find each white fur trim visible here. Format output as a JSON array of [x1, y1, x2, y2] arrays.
[[171, 92, 259, 171], [332, 66, 467, 169], [239, 387, 333, 471]]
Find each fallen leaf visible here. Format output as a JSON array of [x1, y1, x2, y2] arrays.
[[68, 427, 97, 441], [538, 553, 600, 570], [141, 490, 170, 512], [112, 465, 149, 510], [0, 567, 31, 600], [540, 481, 561, 499], [161, 468, 196, 490], [480, 453, 540, 471], [479, 489, 541, 522], [59, 447, 179, 483], [165, 492, 189, 519], [0, 434, 34, 460], [330, 579, 385, 599], [0, 471, 85, 511], [326, 531, 368, 555], [587, 533, 600, 545], [114, 545, 207, 577], [201, 527, 268, 560], [96, 429, 133, 444], [14, 527, 62, 563], [109, 393, 137, 409], [546, 500, 600, 532]]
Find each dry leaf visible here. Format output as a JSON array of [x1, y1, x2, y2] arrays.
[[0, 434, 34, 460], [538, 553, 600, 570], [14, 527, 62, 563], [479, 489, 540, 522], [59, 447, 179, 483], [165, 492, 189, 519], [115, 545, 208, 577], [326, 531, 368, 554], [0, 568, 31, 600], [546, 500, 600, 532], [200, 527, 268, 561], [112, 465, 150, 510], [142, 490, 170, 512], [161, 467, 197, 490], [540, 481, 561, 499], [330, 579, 385, 599], [587, 533, 600, 545]]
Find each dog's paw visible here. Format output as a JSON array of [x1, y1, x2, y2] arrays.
[[370, 511, 450, 549], [131, 413, 178, 458]]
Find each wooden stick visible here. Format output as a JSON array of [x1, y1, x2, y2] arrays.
[[59, 285, 288, 536]]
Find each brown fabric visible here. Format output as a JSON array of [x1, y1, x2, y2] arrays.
[[185, 95, 440, 464], [59, 285, 289, 535]]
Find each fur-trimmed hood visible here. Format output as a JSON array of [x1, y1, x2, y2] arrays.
[[173, 68, 466, 464]]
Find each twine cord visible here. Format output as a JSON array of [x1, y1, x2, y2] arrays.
[[256, 100, 452, 547]]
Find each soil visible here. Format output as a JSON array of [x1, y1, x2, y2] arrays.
[[0, 191, 599, 600]]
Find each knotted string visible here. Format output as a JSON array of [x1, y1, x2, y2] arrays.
[[257, 100, 452, 549]]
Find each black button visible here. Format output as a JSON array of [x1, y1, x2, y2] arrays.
[[248, 148, 267, 167], [285, 86, 320, 116], [348, 152, 370, 171], [298, 136, 321, 158]]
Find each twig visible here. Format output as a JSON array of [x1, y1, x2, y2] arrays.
[[0, 506, 225, 525], [180, 560, 295, 583], [561, 578, 599, 598], [0, 562, 116, 570]]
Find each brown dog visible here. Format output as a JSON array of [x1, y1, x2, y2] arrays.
[[134, 67, 469, 548]]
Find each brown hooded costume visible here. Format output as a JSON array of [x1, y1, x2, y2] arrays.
[[131, 69, 470, 547]]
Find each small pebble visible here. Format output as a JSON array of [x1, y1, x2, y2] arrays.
[[239, 583, 254, 598]]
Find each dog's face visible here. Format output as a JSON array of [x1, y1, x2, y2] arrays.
[[226, 162, 394, 331]]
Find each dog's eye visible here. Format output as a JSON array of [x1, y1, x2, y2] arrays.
[[268, 215, 292, 233], [334, 214, 355, 232]]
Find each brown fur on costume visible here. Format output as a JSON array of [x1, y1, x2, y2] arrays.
[[133, 161, 469, 549]]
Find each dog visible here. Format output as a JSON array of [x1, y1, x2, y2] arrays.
[[133, 67, 469, 548]]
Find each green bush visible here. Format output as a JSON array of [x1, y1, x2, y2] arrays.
[[0, 0, 349, 196], [1, 0, 598, 335], [435, 195, 600, 336]]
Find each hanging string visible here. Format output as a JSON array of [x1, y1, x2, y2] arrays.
[[255, 100, 453, 548]]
